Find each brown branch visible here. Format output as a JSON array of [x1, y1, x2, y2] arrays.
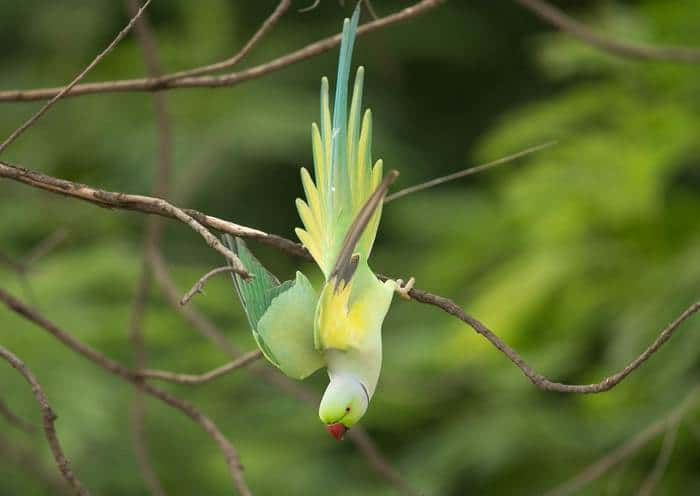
[[147, 247, 416, 495], [0, 0, 445, 102], [0, 160, 251, 277], [407, 286, 700, 393], [0, 0, 152, 154], [180, 266, 240, 306], [138, 350, 262, 385], [545, 384, 700, 496], [3, 159, 699, 395], [163, 0, 291, 81], [514, 0, 700, 63], [384, 141, 557, 203], [0, 289, 252, 496], [22, 229, 69, 268], [0, 432, 70, 494], [127, 264, 165, 496], [124, 0, 171, 493], [0, 345, 89, 496], [637, 419, 681, 496], [0, 396, 36, 434]]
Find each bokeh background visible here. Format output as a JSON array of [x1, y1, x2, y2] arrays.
[[2, 1, 700, 494]]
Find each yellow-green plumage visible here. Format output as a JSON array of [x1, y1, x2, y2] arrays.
[[226, 5, 397, 434]]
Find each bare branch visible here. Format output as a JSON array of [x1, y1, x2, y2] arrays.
[[3, 159, 699, 395], [22, 229, 69, 268], [0, 289, 251, 496], [0, 0, 152, 155], [0, 160, 251, 277], [180, 266, 241, 306], [124, 0, 172, 491], [407, 286, 700, 393], [0, 432, 70, 494], [138, 350, 262, 385], [545, 385, 700, 496], [147, 247, 416, 494], [637, 419, 681, 496], [163, 0, 291, 81], [0, 345, 89, 496], [384, 141, 557, 203], [0, 0, 445, 102], [514, 0, 700, 63], [0, 396, 36, 434]]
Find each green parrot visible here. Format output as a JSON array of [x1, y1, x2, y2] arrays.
[[224, 5, 412, 440]]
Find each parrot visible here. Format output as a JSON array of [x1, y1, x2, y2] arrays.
[[224, 5, 413, 441]]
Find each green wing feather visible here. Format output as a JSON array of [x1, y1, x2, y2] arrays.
[[224, 235, 323, 379], [295, 6, 385, 279]]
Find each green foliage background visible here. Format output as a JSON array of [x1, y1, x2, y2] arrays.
[[1, 1, 699, 494]]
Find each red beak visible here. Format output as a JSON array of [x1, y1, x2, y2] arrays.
[[325, 422, 347, 441]]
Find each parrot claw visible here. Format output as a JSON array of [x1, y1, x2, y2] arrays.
[[394, 277, 415, 300]]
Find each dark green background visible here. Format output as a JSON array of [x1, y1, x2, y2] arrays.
[[1, 1, 699, 494]]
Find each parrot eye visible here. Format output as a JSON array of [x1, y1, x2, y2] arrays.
[[345, 406, 351, 412]]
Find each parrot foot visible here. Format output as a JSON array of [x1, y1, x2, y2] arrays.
[[394, 277, 415, 300]]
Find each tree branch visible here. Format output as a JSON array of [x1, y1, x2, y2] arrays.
[[162, 0, 291, 81], [0, 0, 152, 154], [0, 0, 445, 102], [0, 160, 251, 277], [384, 141, 556, 203], [0, 345, 89, 496], [180, 266, 240, 306], [138, 350, 262, 385], [147, 247, 417, 495], [0, 289, 252, 496], [0, 396, 36, 434], [407, 287, 700, 393], [3, 159, 699, 395], [514, 0, 700, 63], [124, 0, 172, 492], [545, 384, 700, 496]]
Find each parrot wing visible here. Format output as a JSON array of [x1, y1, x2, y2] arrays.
[[224, 235, 324, 379], [295, 5, 386, 280]]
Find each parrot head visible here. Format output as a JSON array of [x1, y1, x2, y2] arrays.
[[319, 374, 369, 440]]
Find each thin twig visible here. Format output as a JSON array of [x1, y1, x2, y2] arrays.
[[0, 0, 445, 102], [407, 286, 700, 393], [0, 345, 89, 496], [0, 433, 70, 494], [637, 419, 681, 496], [22, 229, 69, 268], [138, 350, 262, 384], [180, 266, 240, 306], [0, 0, 152, 154], [3, 159, 700, 395], [0, 397, 36, 434], [148, 247, 415, 494], [514, 0, 700, 63], [0, 289, 252, 496], [0, 160, 251, 277], [384, 141, 557, 203], [163, 0, 291, 81], [545, 385, 700, 496], [124, 0, 171, 492]]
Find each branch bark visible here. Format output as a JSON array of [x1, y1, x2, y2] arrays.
[[0, 345, 89, 496], [0, 289, 252, 496], [0, 0, 445, 102], [3, 159, 699, 395], [545, 384, 700, 496], [0, 0, 152, 154], [138, 350, 262, 385], [0, 160, 251, 277], [514, 0, 700, 63]]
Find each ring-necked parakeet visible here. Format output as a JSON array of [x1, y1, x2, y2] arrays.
[[224, 5, 412, 440]]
